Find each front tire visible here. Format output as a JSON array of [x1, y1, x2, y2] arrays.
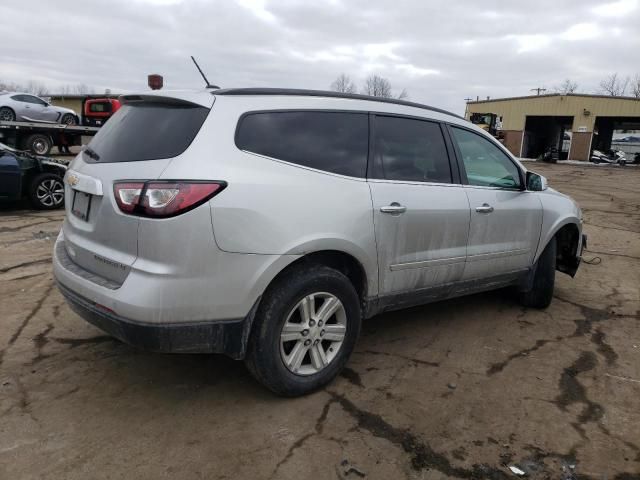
[[29, 173, 65, 210], [245, 265, 361, 396], [519, 238, 556, 308]]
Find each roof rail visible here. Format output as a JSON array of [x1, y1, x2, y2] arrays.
[[213, 88, 462, 119]]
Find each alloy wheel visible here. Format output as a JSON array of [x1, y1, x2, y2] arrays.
[[0, 108, 14, 122], [280, 292, 347, 376], [36, 179, 64, 207]]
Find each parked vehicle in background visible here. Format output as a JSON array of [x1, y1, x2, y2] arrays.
[[0, 92, 78, 125], [54, 88, 585, 396], [83, 98, 121, 126], [0, 120, 99, 155], [0, 141, 66, 209], [590, 149, 626, 165], [614, 135, 640, 143]]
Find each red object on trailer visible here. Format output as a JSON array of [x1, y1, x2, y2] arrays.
[[83, 98, 121, 127]]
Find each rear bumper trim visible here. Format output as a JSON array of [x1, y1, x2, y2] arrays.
[[57, 281, 258, 359], [56, 240, 122, 290]]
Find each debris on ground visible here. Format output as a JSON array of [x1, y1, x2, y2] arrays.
[[341, 459, 366, 477], [508, 465, 526, 476]]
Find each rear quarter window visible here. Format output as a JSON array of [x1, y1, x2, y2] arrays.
[[85, 102, 209, 163], [236, 111, 369, 177]]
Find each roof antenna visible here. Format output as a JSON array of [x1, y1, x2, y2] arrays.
[[191, 56, 219, 89]]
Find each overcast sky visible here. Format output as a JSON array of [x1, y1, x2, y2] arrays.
[[1, 0, 639, 113]]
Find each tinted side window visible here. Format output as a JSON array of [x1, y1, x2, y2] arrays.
[[373, 116, 452, 183], [236, 111, 368, 177], [451, 127, 522, 189], [24, 95, 46, 106]]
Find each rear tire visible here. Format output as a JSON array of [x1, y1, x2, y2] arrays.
[[519, 238, 556, 309], [0, 107, 15, 122], [245, 264, 361, 397], [28, 173, 65, 210], [24, 134, 52, 155], [61, 113, 76, 125]]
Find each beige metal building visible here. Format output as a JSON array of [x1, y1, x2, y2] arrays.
[[466, 94, 640, 161]]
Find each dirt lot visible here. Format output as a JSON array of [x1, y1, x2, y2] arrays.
[[1, 163, 638, 480]]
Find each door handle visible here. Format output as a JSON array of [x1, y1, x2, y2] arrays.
[[380, 202, 406, 214], [475, 203, 494, 213]]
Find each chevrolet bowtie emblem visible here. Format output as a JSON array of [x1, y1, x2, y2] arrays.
[[67, 173, 79, 186]]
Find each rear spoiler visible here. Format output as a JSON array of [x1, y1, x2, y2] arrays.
[[119, 93, 214, 108]]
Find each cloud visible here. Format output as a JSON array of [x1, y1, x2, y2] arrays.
[[562, 23, 602, 41], [395, 64, 440, 77], [0, 0, 638, 115], [508, 34, 553, 53], [236, 0, 278, 23], [592, 0, 638, 16]]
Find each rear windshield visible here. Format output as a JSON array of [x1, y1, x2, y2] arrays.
[[88, 102, 111, 113], [85, 102, 209, 163]]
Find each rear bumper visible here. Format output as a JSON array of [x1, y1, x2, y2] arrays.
[[57, 280, 258, 359]]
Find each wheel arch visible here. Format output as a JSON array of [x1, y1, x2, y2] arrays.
[[239, 248, 372, 361], [535, 217, 582, 277], [263, 249, 369, 305]]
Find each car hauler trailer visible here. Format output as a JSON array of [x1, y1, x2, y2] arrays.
[[0, 120, 99, 155]]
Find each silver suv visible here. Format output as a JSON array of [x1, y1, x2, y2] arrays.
[[53, 88, 585, 396]]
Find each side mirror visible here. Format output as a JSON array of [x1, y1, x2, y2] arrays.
[[526, 171, 547, 191]]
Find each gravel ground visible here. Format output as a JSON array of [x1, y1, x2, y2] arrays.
[[0, 163, 638, 480]]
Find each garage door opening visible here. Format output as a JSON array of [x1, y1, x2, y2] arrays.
[[593, 116, 640, 161], [522, 116, 574, 160]]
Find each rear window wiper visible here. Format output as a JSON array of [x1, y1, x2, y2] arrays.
[[83, 146, 100, 161]]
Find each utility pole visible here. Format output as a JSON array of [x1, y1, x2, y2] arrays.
[[464, 98, 473, 118], [530, 87, 546, 95]]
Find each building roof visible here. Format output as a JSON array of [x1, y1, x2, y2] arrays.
[[468, 93, 640, 104]]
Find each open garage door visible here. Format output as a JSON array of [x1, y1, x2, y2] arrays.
[[522, 116, 574, 160], [594, 116, 640, 162]]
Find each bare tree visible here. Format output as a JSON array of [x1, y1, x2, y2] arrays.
[[397, 88, 409, 100], [599, 73, 629, 96], [0, 79, 22, 92], [24, 80, 49, 96], [631, 74, 640, 99], [58, 84, 74, 95], [74, 83, 94, 94], [330, 74, 356, 94], [554, 79, 579, 94], [362, 74, 393, 98]]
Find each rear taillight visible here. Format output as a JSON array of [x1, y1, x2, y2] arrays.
[[113, 181, 226, 218]]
